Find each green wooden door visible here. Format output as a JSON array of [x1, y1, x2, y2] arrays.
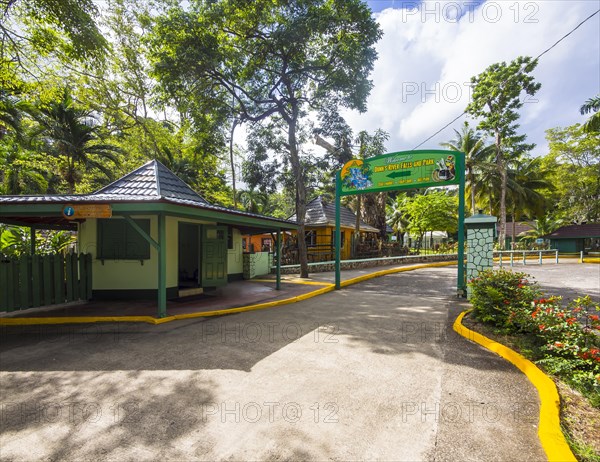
[[201, 226, 228, 287]]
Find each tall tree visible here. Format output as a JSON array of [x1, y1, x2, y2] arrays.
[[542, 124, 600, 223], [466, 56, 541, 248], [150, 0, 382, 278], [506, 156, 553, 243], [440, 122, 494, 215]]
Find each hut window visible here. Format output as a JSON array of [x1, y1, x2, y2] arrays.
[[97, 218, 151, 260]]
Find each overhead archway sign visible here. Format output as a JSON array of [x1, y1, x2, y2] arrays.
[[334, 150, 466, 294]]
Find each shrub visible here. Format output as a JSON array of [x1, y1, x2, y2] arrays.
[[468, 269, 600, 403], [469, 269, 541, 328]]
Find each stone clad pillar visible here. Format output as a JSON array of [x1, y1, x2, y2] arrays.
[[464, 212, 497, 299]]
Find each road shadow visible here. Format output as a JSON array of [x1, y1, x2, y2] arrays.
[[1, 268, 516, 375]]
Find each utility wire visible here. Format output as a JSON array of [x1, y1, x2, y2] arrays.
[[411, 8, 600, 150]]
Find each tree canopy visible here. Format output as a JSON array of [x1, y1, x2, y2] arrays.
[[150, 0, 382, 276]]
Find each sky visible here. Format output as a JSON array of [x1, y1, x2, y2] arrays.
[[338, 0, 600, 157]]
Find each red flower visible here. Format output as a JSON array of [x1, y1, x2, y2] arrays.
[[539, 324, 546, 330], [554, 342, 564, 348], [566, 318, 576, 325], [589, 315, 599, 322]]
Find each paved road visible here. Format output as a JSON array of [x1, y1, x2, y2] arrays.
[[0, 267, 548, 461], [497, 262, 600, 304]]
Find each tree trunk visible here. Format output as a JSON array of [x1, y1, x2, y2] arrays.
[[469, 170, 476, 215], [511, 210, 516, 250], [230, 119, 238, 208], [354, 195, 361, 257], [378, 192, 387, 240], [498, 159, 507, 250], [496, 132, 507, 250], [287, 113, 309, 278]]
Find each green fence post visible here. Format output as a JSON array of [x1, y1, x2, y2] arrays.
[[276, 229, 281, 291], [19, 255, 31, 309], [157, 213, 167, 318], [30, 227, 36, 256], [31, 254, 41, 308], [65, 253, 74, 302], [43, 255, 53, 306], [456, 152, 466, 296], [54, 254, 65, 303], [8, 260, 18, 311], [85, 254, 92, 300], [0, 260, 7, 311]]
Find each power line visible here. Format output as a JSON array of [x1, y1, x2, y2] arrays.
[[411, 8, 600, 150]]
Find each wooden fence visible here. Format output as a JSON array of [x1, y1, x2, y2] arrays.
[[0, 253, 92, 312]]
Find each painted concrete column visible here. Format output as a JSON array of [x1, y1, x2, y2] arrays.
[[465, 212, 497, 299]]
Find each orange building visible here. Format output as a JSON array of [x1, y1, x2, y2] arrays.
[[243, 196, 379, 262]]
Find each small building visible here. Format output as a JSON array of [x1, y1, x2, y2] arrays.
[[288, 195, 380, 261], [0, 160, 296, 316], [544, 223, 600, 254], [497, 221, 534, 248], [243, 195, 380, 262]]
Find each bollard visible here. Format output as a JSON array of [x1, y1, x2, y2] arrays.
[[580, 251, 584, 263], [555, 250, 559, 264], [510, 252, 514, 267], [523, 251, 526, 265], [499, 252, 503, 268], [539, 251, 542, 265]]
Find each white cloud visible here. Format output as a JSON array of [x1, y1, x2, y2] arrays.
[[343, 0, 600, 156]]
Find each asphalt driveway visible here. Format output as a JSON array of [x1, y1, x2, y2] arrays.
[[0, 267, 548, 461]]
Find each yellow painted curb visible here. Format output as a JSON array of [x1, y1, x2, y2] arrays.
[[340, 260, 457, 287], [0, 285, 336, 326], [0, 260, 457, 327], [453, 310, 576, 462], [249, 278, 332, 286]]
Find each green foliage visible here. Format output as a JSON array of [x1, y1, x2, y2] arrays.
[[580, 95, 600, 134], [466, 56, 541, 248], [542, 124, 600, 223], [469, 269, 541, 326], [470, 270, 600, 405], [440, 121, 495, 215], [0, 226, 76, 258], [399, 191, 458, 239], [1, 0, 107, 89], [31, 87, 121, 193], [518, 214, 563, 241]]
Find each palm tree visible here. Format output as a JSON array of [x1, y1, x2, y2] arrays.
[[32, 88, 120, 193], [237, 189, 269, 214], [0, 92, 29, 141], [580, 95, 600, 133], [506, 157, 554, 245], [519, 214, 563, 241], [386, 194, 409, 246], [440, 122, 494, 215], [2, 150, 48, 194]]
